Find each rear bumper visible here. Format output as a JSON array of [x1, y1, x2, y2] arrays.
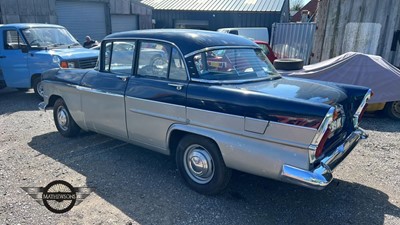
[[281, 128, 368, 190]]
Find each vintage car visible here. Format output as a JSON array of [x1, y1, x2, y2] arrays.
[[39, 29, 371, 195]]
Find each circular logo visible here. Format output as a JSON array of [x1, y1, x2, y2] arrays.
[[42, 180, 76, 213]]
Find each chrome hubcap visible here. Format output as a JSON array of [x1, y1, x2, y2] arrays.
[[392, 101, 400, 116], [37, 81, 44, 97], [57, 107, 69, 131], [184, 144, 214, 184]]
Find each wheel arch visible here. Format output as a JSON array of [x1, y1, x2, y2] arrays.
[[167, 125, 221, 159], [30, 73, 41, 87], [47, 94, 63, 108]]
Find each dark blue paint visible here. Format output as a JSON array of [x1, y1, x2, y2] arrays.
[[125, 76, 188, 106], [81, 70, 127, 96], [42, 29, 370, 129], [186, 80, 331, 126], [42, 68, 89, 85]]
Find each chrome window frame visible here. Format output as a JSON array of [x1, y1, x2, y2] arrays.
[[353, 89, 372, 128]]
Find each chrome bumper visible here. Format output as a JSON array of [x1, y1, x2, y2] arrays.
[[38, 102, 47, 112], [281, 128, 368, 190]]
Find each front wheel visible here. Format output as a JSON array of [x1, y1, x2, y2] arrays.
[[32, 76, 44, 99], [384, 101, 400, 120], [53, 98, 81, 137], [176, 134, 232, 195]]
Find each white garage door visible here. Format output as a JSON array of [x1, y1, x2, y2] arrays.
[[56, 1, 107, 43], [111, 15, 138, 33]]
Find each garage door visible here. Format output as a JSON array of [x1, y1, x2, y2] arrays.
[[56, 1, 107, 44], [111, 15, 138, 33]]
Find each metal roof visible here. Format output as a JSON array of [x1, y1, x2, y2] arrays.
[[141, 0, 285, 12]]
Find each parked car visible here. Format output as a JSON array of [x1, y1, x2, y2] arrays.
[[39, 29, 371, 195], [0, 23, 98, 98], [254, 40, 277, 63]]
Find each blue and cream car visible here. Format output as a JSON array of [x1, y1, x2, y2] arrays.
[[39, 30, 371, 194]]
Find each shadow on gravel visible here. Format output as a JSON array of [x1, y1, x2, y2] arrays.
[[361, 116, 400, 132], [29, 132, 400, 225], [0, 88, 40, 115]]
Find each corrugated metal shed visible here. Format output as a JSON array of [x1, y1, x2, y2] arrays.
[[141, 0, 285, 12]]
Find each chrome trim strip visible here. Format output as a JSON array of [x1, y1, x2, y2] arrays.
[[282, 128, 367, 190], [190, 76, 281, 84], [128, 108, 186, 122], [126, 96, 187, 123], [187, 107, 313, 149], [353, 89, 372, 128], [187, 107, 318, 133], [184, 45, 259, 58], [268, 121, 317, 132], [76, 86, 124, 98], [308, 107, 335, 163]]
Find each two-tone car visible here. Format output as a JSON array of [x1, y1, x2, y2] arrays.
[[39, 29, 371, 195]]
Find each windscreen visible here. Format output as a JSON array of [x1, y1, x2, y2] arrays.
[[193, 48, 279, 81], [22, 27, 80, 48]]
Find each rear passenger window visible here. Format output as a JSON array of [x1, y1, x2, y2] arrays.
[[137, 41, 187, 81], [137, 41, 170, 79], [102, 41, 135, 75]]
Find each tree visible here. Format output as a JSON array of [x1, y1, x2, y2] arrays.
[[290, 0, 305, 11]]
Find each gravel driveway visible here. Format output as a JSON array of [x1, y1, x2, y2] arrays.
[[1, 89, 399, 225]]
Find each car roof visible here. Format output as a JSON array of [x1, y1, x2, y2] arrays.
[[0, 23, 65, 29], [105, 29, 258, 57]]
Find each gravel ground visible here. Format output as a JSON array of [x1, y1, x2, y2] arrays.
[[0, 88, 399, 225]]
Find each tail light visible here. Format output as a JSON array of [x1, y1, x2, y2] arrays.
[[315, 128, 331, 158], [309, 107, 335, 163]]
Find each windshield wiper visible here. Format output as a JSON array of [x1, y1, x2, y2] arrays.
[[47, 43, 66, 48], [68, 43, 81, 48]]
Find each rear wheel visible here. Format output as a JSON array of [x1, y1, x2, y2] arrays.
[[384, 101, 400, 120], [176, 134, 231, 195], [53, 98, 81, 137], [32, 76, 44, 99]]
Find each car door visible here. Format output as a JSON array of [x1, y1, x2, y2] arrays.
[[125, 41, 188, 150], [0, 29, 30, 88], [80, 41, 136, 139]]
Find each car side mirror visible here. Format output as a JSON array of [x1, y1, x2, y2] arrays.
[[20, 44, 29, 53]]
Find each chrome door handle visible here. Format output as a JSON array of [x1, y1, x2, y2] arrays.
[[116, 75, 129, 81], [168, 83, 184, 90]]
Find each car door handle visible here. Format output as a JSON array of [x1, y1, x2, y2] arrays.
[[116, 75, 129, 81], [168, 83, 184, 90], [0, 56, 6, 58]]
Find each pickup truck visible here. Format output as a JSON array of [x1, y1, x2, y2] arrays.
[[0, 23, 98, 98]]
